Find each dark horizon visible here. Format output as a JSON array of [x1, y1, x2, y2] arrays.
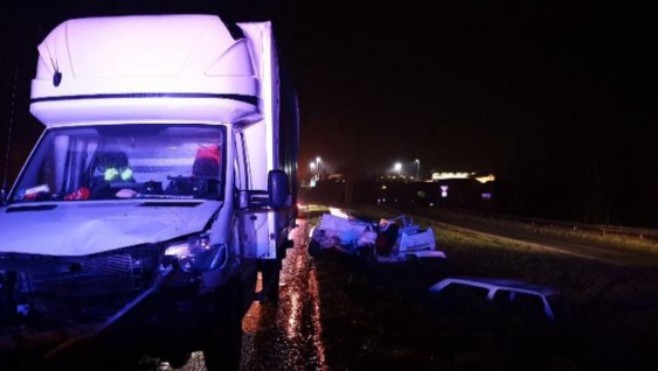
[[1, 1, 656, 226]]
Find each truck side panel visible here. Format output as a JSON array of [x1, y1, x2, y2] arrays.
[[238, 22, 298, 260]]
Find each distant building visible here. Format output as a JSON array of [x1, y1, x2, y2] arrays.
[[430, 171, 496, 184]]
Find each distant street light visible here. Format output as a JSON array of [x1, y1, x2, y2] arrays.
[[309, 161, 317, 184], [394, 162, 402, 178], [315, 156, 321, 181], [415, 159, 420, 180]]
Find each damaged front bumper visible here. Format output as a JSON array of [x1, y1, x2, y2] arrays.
[[0, 246, 177, 357]]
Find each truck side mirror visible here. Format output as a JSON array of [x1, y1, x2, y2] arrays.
[[268, 170, 289, 209]]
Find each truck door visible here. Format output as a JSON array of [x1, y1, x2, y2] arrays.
[[233, 131, 259, 260]]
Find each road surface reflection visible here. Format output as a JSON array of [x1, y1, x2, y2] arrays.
[[239, 218, 327, 371]]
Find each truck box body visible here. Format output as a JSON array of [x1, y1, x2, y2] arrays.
[[30, 15, 261, 126], [0, 14, 298, 369]]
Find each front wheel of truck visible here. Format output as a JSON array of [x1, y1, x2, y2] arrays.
[[260, 259, 281, 304], [203, 278, 244, 371]]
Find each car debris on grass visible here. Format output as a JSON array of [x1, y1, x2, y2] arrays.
[[308, 207, 447, 264]]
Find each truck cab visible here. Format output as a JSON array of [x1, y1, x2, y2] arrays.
[[0, 14, 298, 370]]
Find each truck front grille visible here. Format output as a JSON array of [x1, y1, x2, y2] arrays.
[[1, 247, 159, 327]]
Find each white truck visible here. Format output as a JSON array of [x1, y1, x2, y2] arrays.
[[0, 14, 298, 370]]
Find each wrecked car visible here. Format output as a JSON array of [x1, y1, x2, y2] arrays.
[[308, 208, 447, 264]]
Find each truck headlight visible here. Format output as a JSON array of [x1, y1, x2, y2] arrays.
[[164, 234, 227, 272]]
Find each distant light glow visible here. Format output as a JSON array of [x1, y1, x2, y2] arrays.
[[392, 162, 403, 178], [440, 185, 449, 198], [481, 192, 492, 200], [381, 185, 387, 190], [311, 157, 321, 182]]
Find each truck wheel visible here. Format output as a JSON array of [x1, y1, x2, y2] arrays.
[[260, 260, 281, 304], [308, 239, 323, 258], [203, 279, 243, 371]]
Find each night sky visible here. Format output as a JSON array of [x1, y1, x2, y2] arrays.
[[0, 1, 656, 223]]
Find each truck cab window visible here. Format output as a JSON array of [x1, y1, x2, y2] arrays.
[[11, 124, 226, 202]]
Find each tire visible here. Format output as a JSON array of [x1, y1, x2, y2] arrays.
[[260, 260, 281, 304], [203, 279, 244, 371], [308, 239, 323, 258]]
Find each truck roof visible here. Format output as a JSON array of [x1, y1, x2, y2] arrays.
[[30, 14, 267, 126]]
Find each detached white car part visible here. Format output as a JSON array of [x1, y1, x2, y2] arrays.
[[309, 210, 446, 263], [428, 276, 559, 321]]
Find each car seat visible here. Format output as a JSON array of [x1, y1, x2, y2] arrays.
[[192, 144, 220, 178]]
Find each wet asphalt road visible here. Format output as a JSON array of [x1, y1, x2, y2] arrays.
[[238, 218, 327, 371]]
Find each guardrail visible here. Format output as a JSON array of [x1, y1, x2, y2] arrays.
[[427, 207, 658, 241]]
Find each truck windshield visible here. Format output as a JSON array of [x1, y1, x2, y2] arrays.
[[11, 124, 226, 203]]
